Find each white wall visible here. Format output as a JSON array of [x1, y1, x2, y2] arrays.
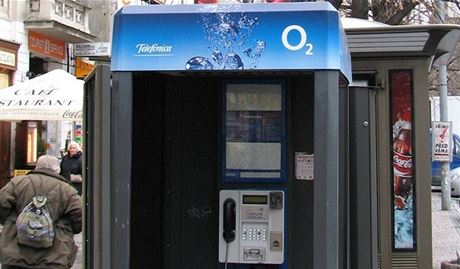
[[0, 0, 30, 85]]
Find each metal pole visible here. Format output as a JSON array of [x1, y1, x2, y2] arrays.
[[440, 64, 451, 210], [439, 0, 451, 210]]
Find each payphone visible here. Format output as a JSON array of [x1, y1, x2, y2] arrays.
[[219, 190, 285, 265]]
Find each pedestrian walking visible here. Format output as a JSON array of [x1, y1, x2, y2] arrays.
[[60, 141, 83, 195], [0, 154, 82, 269]]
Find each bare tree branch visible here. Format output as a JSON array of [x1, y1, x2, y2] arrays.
[[327, 0, 343, 10], [333, 0, 460, 95], [385, 1, 420, 25], [351, 0, 369, 19]]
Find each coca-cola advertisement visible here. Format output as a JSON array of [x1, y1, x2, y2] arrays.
[[390, 69, 416, 250]]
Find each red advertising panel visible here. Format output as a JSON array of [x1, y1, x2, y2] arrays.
[[194, 0, 217, 3], [390, 69, 416, 250]]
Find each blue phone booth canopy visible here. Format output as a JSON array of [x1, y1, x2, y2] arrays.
[[111, 2, 352, 82]]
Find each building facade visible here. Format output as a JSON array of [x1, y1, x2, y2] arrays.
[[0, 0, 95, 186]]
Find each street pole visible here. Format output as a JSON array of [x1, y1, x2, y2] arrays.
[[440, 65, 451, 210], [439, 0, 451, 210]]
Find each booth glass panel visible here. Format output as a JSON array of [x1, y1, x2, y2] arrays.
[[389, 69, 416, 251], [223, 82, 286, 183]]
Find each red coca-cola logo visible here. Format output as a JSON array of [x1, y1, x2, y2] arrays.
[[393, 151, 413, 177]]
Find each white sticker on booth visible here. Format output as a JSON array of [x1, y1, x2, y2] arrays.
[[295, 152, 314, 180]]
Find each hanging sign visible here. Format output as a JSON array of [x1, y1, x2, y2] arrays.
[[74, 42, 111, 57], [432, 121, 453, 162]]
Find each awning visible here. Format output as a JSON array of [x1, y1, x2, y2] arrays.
[[0, 69, 84, 121]]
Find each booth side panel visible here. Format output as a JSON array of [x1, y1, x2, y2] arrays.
[[111, 72, 133, 269], [84, 64, 112, 269]]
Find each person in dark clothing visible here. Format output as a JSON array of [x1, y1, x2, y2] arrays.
[[60, 141, 83, 195]]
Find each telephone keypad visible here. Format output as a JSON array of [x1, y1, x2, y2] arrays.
[[242, 228, 268, 241]]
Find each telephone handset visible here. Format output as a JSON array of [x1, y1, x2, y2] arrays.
[[223, 198, 236, 243], [218, 190, 285, 264]]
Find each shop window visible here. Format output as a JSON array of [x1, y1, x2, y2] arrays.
[[26, 122, 38, 165], [29, 57, 46, 77], [0, 73, 9, 89]]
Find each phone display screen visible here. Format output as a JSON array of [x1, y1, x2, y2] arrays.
[[243, 195, 268, 205]]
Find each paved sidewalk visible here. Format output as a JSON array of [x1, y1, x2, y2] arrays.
[[432, 192, 460, 268]]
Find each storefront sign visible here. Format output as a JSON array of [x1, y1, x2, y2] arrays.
[[74, 42, 111, 57], [28, 31, 66, 60], [0, 49, 15, 68], [432, 121, 453, 162]]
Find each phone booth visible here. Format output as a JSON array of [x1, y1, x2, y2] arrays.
[[87, 2, 352, 269], [344, 22, 460, 268]]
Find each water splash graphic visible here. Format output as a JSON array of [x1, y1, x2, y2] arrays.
[[255, 40, 266, 55], [185, 57, 214, 70], [212, 49, 224, 65], [394, 195, 415, 249], [186, 9, 265, 70], [224, 53, 244, 69]]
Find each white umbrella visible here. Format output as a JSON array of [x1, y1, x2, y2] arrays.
[[0, 69, 84, 121]]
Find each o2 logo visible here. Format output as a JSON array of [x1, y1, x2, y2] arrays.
[[281, 25, 314, 55]]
